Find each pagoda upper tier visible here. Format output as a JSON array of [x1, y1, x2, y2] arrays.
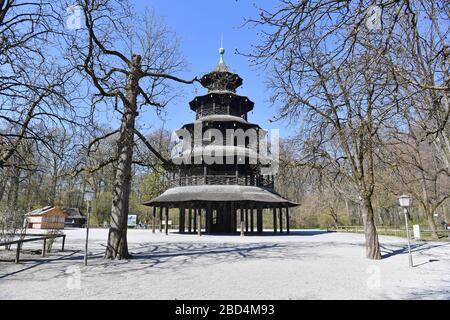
[[189, 53, 254, 118], [199, 62, 243, 92]]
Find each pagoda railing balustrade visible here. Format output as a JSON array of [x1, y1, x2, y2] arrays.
[[167, 174, 274, 189]]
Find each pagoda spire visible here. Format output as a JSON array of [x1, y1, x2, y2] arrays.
[[216, 34, 228, 72], [219, 33, 225, 64]]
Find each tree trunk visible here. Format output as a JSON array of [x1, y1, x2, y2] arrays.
[[104, 55, 141, 260], [426, 208, 439, 239], [344, 198, 351, 224], [361, 197, 382, 260], [8, 165, 20, 210], [49, 158, 58, 206], [0, 174, 8, 203]]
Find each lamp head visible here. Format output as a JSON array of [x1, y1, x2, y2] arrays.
[[399, 194, 411, 208]]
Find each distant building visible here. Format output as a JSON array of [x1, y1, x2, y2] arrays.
[[26, 206, 66, 229], [63, 208, 86, 228]]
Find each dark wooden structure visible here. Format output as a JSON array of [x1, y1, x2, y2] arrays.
[[63, 208, 87, 228], [143, 48, 297, 235]]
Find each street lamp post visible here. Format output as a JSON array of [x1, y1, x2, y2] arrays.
[[84, 188, 95, 266], [399, 194, 413, 268]]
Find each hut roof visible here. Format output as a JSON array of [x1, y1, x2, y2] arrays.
[[142, 185, 298, 207], [27, 206, 55, 216], [63, 208, 84, 219]]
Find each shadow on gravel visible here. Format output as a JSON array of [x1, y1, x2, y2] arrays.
[[0, 240, 334, 280], [175, 230, 332, 237], [380, 242, 450, 260], [88, 241, 325, 276], [0, 250, 80, 279]]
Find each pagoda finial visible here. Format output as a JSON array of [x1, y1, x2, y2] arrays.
[[219, 33, 225, 64]]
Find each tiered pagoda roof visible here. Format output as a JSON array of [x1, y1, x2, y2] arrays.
[[143, 46, 297, 234]]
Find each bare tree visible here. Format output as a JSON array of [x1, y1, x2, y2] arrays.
[[245, 1, 416, 259], [67, 0, 198, 259], [383, 126, 450, 238], [245, 0, 450, 259], [0, 1, 80, 169], [385, 1, 450, 173]]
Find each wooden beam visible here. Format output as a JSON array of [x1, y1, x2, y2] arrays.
[[178, 207, 182, 233], [181, 206, 185, 233], [61, 235, 66, 252], [279, 206, 283, 233], [188, 208, 192, 233], [197, 208, 201, 236], [206, 203, 212, 234], [273, 207, 277, 233], [245, 208, 249, 232], [159, 207, 163, 233], [42, 238, 47, 257], [193, 207, 197, 233], [152, 206, 156, 233], [15, 242, 21, 264], [257, 205, 263, 233], [250, 207, 254, 232], [165, 207, 169, 235], [240, 205, 244, 237], [286, 206, 290, 234]]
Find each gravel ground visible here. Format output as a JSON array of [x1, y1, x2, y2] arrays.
[[0, 228, 449, 300]]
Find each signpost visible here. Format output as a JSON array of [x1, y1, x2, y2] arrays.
[[413, 225, 421, 240], [128, 215, 137, 228], [399, 194, 413, 268], [84, 187, 95, 266]]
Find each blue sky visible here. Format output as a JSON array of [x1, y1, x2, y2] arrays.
[[131, 0, 296, 138]]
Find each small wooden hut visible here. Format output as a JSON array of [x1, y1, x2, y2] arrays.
[[26, 206, 66, 229]]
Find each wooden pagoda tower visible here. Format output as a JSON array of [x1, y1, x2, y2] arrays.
[[143, 47, 297, 235]]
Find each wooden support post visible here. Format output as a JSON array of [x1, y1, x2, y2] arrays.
[[62, 235, 66, 252], [240, 206, 244, 237], [197, 208, 201, 236], [42, 238, 46, 257], [286, 206, 290, 234], [188, 208, 192, 233], [256, 205, 263, 233], [178, 207, 182, 233], [250, 208, 254, 232], [245, 208, 249, 232], [273, 207, 277, 233], [206, 203, 212, 234], [159, 207, 163, 233], [152, 206, 156, 233], [165, 207, 169, 235], [15, 242, 21, 264], [193, 207, 197, 233], [279, 207, 283, 233], [231, 202, 236, 233], [180, 206, 185, 233]]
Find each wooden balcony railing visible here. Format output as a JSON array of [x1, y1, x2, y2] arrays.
[[167, 174, 274, 189]]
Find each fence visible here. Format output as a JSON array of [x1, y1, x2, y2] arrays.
[[335, 225, 450, 239], [0, 233, 66, 263]]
